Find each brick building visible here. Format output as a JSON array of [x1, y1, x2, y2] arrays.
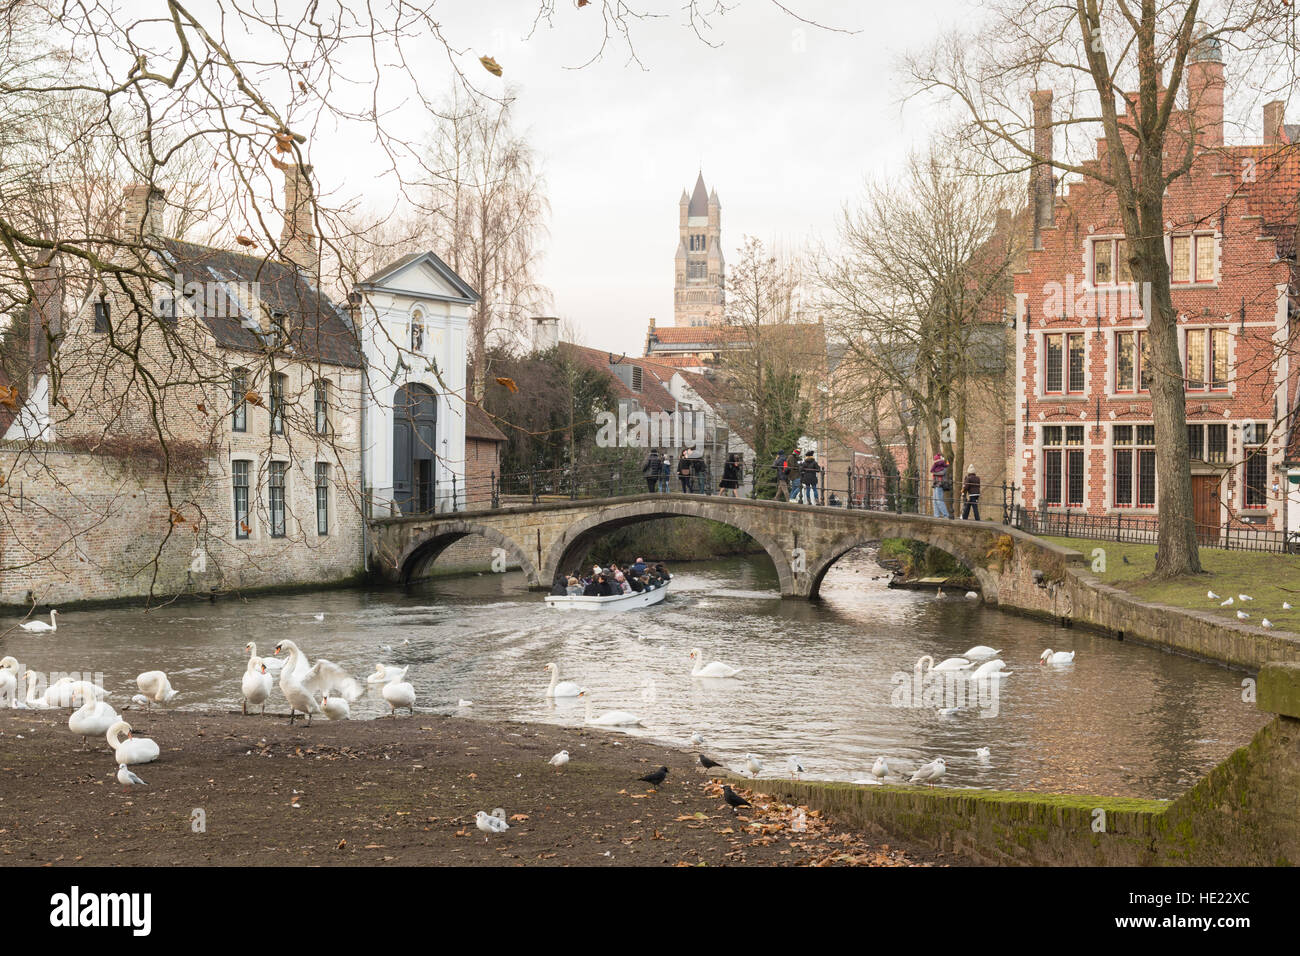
[[1013, 47, 1299, 539]]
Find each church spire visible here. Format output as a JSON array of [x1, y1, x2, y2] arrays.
[[687, 172, 709, 218]]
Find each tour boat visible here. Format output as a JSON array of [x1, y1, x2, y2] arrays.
[[545, 581, 670, 611]]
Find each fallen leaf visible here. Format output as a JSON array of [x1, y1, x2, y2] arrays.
[[479, 55, 503, 77]]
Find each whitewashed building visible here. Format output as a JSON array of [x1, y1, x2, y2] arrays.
[[353, 252, 479, 516]]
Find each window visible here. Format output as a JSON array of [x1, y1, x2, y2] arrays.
[[1115, 330, 1148, 393], [268, 461, 286, 538], [1187, 424, 1204, 461], [631, 366, 643, 392], [1244, 422, 1268, 509], [314, 380, 329, 435], [1185, 328, 1229, 391], [1171, 234, 1215, 284], [231, 369, 247, 432], [1207, 423, 1228, 464], [232, 460, 250, 538], [1196, 237, 1215, 282], [689, 234, 706, 252], [1114, 424, 1156, 508], [687, 262, 707, 279], [270, 373, 286, 435], [1092, 237, 1133, 285], [1067, 333, 1085, 393], [1185, 329, 1206, 390], [411, 311, 424, 353], [1042, 425, 1085, 507], [1171, 235, 1191, 283], [1044, 335, 1064, 393], [1210, 329, 1229, 389], [1116, 239, 1132, 283], [93, 298, 110, 333], [315, 462, 329, 535]]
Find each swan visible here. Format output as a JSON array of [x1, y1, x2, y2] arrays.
[[106, 720, 159, 766], [23, 672, 83, 708], [871, 756, 889, 781], [961, 646, 1001, 661], [279, 665, 322, 726], [68, 694, 120, 749], [367, 664, 409, 685], [1039, 648, 1076, 665], [273, 640, 365, 704], [915, 655, 974, 673], [321, 695, 350, 720], [688, 647, 742, 678], [245, 642, 283, 673], [23, 672, 52, 709], [969, 659, 1013, 679], [909, 757, 946, 787], [136, 671, 178, 710], [19, 609, 58, 632], [381, 679, 416, 716], [578, 691, 643, 727], [0, 657, 20, 707], [241, 658, 272, 715], [544, 662, 581, 698]]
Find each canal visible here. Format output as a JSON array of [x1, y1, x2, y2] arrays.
[[2, 549, 1266, 799]]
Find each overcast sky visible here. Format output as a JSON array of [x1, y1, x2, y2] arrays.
[[309, 0, 973, 357]]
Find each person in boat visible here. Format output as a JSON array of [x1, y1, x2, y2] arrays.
[[565, 574, 583, 596], [630, 557, 647, 577], [549, 575, 568, 596], [614, 570, 631, 594]]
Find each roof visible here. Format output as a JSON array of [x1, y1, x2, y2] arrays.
[[355, 250, 480, 304], [646, 324, 751, 348], [157, 238, 363, 368], [465, 401, 507, 443], [560, 342, 677, 414], [687, 173, 709, 218]]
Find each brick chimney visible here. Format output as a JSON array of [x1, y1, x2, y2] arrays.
[[1264, 100, 1286, 145], [1030, 90, 1055, 250], [1186, 35, 1225, 149], [280, 161, 318, 278], [122, 183, 165, 240], [28, 254, 62, 383], [531, 315, 560, 352]]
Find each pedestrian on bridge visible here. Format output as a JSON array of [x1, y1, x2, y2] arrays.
[[799, 450, 822, 505], [931, 454, 951, 518], [677, 449, 695, 493], [659, 454, 671, 493], [961, 464, 981, 521], [773, 450, 791, 500], [642, 448, 662, 493]]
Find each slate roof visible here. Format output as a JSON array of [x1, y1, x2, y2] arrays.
[[465, 401, 508, 443], [687, 173, 710, 218]]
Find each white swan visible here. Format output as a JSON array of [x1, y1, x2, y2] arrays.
[[69, 694, 120, 749], [19, 609, 58, 632], [688, 647, 742, 678], [321, 695, 350, 720], [273, 640, 364, 704], [245, 641, 283, 673], [915, 655, 974, 673], [579, 691, 643, 727], [969, 659, 1013, 679], [1039, 648, 1076, 665], [544, 662, 581, 698], [23, 672, 51, 709], [279, 664, 322, 725], [367, 663, 409, 685], [106, 720, 159, 766], [241, 658, 272, 715], [136, 671, 179, 710], [23, 672, 86, 708], [961, 646, 1001, 661], [381, 679, 416, 716], [0, 657, 24, 708]]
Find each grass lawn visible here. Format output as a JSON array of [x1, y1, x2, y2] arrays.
[[1042, 536, 1300, 634]]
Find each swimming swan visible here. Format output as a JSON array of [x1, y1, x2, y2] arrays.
[[544, 662, 581, 698], [688, 647, 743, 678], [579, 691, 643, 727]]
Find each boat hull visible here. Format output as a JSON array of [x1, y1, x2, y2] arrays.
[[545, 583, 669, 611]]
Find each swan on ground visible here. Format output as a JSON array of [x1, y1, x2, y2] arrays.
[[245, 642, 283, 673], [23, 672, 52, 709], [915, 655, 974, 673], [19, 609, 58, 632], [548, 750, 569, 769], [0, 657, 20, 708], [381, 679, 416, 717], [242, 658, 272, 715], [871, 756, 889, 781], [106, 720, 160, 766], [544, 662, 581, 698], [578, 691, 643, 727], [68, 693, 120, 749], [321, 695, 350, 720], [23, 672, 83, 708], [117, 764, 148, 789], [745, 753, 763, 777], [909, 757, 946, 787], [688, 647, 742, 678], [273, 640, 365, 704], [961, 646, 1001, 661], [367, 663, 409, 684], [475, 810, 509, 835], [1039, 648, 1076, 665], [969, 659, 1013, 679], [279, 665, 322, 726], [136, 671, 179, 710]]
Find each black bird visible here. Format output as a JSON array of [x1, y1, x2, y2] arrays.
[[638, 766, 668, 787], [1122, 555, 1131, 564], [699, 754, 721, 770], [721, 784, 752, 813]]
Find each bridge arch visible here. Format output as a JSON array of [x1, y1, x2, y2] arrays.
[[394, 520, 541, 587], [540, 498, 794, 594], [804, 525, 998, 600]]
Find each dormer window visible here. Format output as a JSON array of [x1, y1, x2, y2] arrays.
[[93, 297, 110, 333]]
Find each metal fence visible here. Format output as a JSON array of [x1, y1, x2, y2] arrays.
[[1014, 506, 1293, 554]]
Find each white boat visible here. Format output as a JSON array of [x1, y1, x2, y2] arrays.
[[545, 582, 670, 611]]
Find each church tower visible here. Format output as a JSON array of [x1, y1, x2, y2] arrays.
[[673, 172, 724, 326]]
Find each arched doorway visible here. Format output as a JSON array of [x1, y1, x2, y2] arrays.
[[393, 383, 438, 514]]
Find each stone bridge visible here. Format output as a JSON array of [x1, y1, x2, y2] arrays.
[[368, 494, 1081, 604]]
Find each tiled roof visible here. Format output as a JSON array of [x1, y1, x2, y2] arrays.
[[464, 401, 507, 443], [647, 324, 750, 347], [559, 342, 677, 414], [157, 238, 363, 368]]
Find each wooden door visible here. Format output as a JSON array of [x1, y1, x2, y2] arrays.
[[1192, 475, 1220, 545]]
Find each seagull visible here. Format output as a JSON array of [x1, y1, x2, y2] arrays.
[[548, 750, 569, 769], [313, 613, 325, 622], [1261, 619, 1274, 629], [1207, 590, 1220, 600], [130, 694, 149, 709], [936, 706, 961, 717], [638, 766, 668, 788], [871, 756, 889, 781], [1239, 594, 1253, 602], [457, 699, 473, 708], [699, 754, 721, 770], [909, 757, 947, 787], [1237, 610, 1250, 620], [721, 785, 752, 813], [786, 755, 805, 779], [744, 753, 763, 777], [475, 810, 510, 837], [1221, 597, 1234, 607], [1284, 602, 1293, 611], [964, 591, 979, 600], [117, 763, 147, 790], [975, 747, 991, 760], [689, 731, 705, 746]]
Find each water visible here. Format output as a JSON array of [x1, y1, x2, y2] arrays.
[[2, 551, 1266, 799]]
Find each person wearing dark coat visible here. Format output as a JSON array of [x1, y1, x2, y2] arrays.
[[719, 454, 741, 497], [641, 449, 662, 493], [961, 465, 982, 521], [798, 450, 822, 505], [677, 449, 694, 493]]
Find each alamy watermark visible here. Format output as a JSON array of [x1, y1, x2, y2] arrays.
[[595, 407, 712, 449], [151, 272, 261, 321], [890, 668, 1002, 717]]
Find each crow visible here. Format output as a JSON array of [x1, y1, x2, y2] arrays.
[[699, 754, 721, 770], [638, 766, 668, 787], [721, 784, 752, 813], [1122, 555, 1131, 564]]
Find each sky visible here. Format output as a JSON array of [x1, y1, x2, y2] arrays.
[[305, 0, 976, 357]]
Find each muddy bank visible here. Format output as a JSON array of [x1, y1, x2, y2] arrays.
[[0, 709, 955, 867]]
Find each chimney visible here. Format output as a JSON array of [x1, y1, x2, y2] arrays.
[[1030, 90, 1055, 249], [280, 161, 318, 278], [28, 254, 62, 384], [122, 183, 165, 240], [1186, 35, 1225, 149], [531, 315, 560, 352], [1264, 100, 1286, 145]]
